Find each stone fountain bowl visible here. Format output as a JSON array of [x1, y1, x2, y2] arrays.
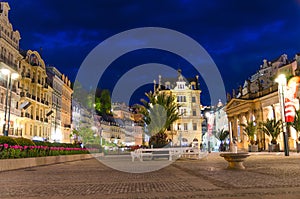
[[220, 152, 250, 170]]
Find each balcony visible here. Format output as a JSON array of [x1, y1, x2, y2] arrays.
[[0, 32, 19, 50], [0, 55, 18, 70]]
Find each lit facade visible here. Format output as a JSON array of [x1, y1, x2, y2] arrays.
[[18, 50, 53, 140], [0, 2, 22, 136], [154, 69, 203, 148], [226, 54, 299, 151], [61, 74, 73, 143]]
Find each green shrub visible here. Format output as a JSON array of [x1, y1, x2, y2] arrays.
[[14, 137, 35, 146], [0, 136, 17, 146], [33, 140, 51, 146]]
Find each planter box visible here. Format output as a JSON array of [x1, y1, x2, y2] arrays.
[[268, 143, 280, 152], [248, 145, 258, 152]]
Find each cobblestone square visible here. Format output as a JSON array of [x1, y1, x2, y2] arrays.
[[1, 152, 300, 199]]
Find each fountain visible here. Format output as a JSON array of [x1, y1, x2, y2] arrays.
[[220, 152, 250, 170]]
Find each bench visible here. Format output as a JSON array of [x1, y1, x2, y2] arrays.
[[131, 147, 201, 162]]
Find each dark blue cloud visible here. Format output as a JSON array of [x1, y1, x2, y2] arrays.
[[4, 0, 300, 105]]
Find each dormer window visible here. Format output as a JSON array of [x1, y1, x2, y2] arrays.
[[178, 83, 185, 89]]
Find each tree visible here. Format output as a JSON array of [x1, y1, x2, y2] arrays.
[[240, 121, 257, 145], [213, 128, 229, 151], [77, 127, 97, 145], [138, 91, 180, 147], [95, 89, 111, 115], [259, 119, 282, 144], [70, 129, 80, 144]]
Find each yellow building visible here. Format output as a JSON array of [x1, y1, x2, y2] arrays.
[[18, 50, 53, 140], [61, 74, 73, 143], [0, 2, 22, 136], [154, 69, 203, 148]]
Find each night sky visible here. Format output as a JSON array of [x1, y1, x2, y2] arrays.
[[4, 0, 300, 105]]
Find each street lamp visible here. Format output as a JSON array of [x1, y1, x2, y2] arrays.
[[275, 74, 289, 156], [1, 68, 19, 136]]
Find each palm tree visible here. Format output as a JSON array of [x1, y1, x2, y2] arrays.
[[213, 128, 229, 143], [240, 121, 257, 145], [213, 128, 229, 151], [138, 91, 181, 147], [259, 119, 282, 144]]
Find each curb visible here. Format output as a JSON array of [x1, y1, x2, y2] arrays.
[[0, 154, 95, 172]]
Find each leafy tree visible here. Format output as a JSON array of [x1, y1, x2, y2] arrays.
[[95, 89, 111, 115], [70, 129, 80, 144], [78, 127, 97, 145], [259, 119, 282, 144], [240, 121, 257, 145]]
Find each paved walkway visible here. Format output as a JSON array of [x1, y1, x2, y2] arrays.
[[1, 152, 300, 199]]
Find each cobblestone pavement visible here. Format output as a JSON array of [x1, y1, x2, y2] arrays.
[[1, 152, 300, 199]]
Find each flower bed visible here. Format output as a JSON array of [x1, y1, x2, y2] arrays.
[[0, 136, 98, 159]]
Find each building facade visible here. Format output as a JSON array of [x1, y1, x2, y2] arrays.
[[226, 54, 299, 151], [0, 2, 22, 136], [18, 50, 53, 140], [46, 67, 72, 143], [154, 69, 203, 148], [112, 102, 143, 146], [61, 74, 72, 142]]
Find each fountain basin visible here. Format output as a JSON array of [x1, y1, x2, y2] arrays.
[[220, 152, 250, 170]]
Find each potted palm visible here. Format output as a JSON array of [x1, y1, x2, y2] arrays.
[[213, 128, 229, 151], [259, 119, 282, 152], [289, 109, 300, 153], [240, 121, 258, 152]]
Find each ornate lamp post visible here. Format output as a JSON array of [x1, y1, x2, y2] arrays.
[[1, 68, 19, 136], [275, 74, 289, 156]]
